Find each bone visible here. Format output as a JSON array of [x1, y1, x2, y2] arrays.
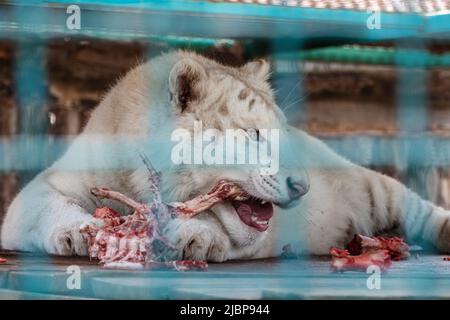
[[91, 187, 149, 214], [330, 247, 391, 272], [347, 234, 410, 260], [92, 181, 245, 219], [173, 180, 245, 217]]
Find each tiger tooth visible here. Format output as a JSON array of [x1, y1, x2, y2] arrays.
[[261, 200, 267, 204]]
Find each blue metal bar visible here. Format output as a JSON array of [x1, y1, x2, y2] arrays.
[[11, 1, 53, 184], [8, 3, 55, 290], [425, 11, 450, 38], [3, 134, 450, 171], [0, 1, 425, 41], [15, 43, 49, 135], [395, 40, 431, 200]]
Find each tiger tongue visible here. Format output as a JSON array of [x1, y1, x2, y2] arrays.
[[245, 199, 273, 220], [232, 199, 274, 231]]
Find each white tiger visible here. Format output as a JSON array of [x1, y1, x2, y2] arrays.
[[2, 50, 450, 261]]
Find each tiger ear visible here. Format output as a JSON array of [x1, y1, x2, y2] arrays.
[[169, 58, 207, 112], [240, 59, 270, 80]]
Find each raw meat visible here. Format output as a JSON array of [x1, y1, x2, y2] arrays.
[[347, 234, 410, 260], [0, 258, 7, 264], [330, 234, 410, 272], [81, 187, 214, 270], [80, 156, 247, 271], [330, 247, 391, 272]]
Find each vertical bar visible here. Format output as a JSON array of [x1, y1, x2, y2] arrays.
[[12, 3, 51, 294], [396, 40, 432, 200], [0, 42, 18, 231], [13, 1, 50, 184], [270, 34, 315, 296]]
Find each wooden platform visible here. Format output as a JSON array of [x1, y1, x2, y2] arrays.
[[1, 250, 450, 299]]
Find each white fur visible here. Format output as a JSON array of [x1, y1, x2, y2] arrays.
[[2, 51, 450, 259]]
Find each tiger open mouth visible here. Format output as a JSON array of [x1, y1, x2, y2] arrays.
[[175, 180, 274, 232], [230, 193, 273, 232]]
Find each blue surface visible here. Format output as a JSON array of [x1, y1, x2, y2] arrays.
[[2, 252, 450, 299]]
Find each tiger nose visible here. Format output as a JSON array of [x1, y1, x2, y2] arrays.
[[286, 177, 308, 200]]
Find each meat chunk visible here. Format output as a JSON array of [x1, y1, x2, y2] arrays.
[[330, 234, 410, 272], [80, 155, 210, 271], [81, 186, 208, 271], [330, 247, 391, 272], [80, 156, 249, 271], [347, 234, 410, 260]]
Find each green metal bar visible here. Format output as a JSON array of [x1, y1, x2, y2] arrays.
[[275, 45, 450, 67]]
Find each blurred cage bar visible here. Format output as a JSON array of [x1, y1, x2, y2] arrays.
[[0, 0, 449, 295]]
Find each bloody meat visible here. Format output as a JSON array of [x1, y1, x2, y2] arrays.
[[330, 234, 410, 272], [347, 234, 410, 260], [80, 157, 247, 271], [81, 185, 212, 271], [330, 247, 391, 272]]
